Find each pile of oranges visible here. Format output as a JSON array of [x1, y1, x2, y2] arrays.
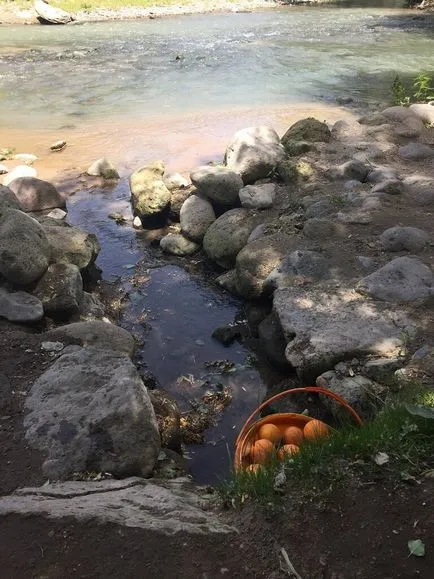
[[244, 419, 330, 473]]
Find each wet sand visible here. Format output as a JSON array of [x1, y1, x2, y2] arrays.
[[2, 102, 358, 188]]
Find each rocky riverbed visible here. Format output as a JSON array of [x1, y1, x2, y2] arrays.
[[1, 101, 433, 576]]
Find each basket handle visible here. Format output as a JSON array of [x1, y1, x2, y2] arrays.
[[235, 386, 363, 448]]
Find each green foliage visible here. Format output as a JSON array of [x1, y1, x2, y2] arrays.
[[218, 388, 434, 509], [392, 72, 434, 107]]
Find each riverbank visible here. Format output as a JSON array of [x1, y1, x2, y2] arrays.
[[1, 0, 282, 25]]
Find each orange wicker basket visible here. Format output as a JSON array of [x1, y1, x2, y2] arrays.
[[234, 386, 363, 471]]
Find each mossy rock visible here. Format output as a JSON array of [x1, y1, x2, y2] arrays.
[[281, 118, 331, 151], [282, 140, 314, 157], [277, 159, 317, 184]]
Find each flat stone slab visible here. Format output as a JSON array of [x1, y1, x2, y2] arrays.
[[273, 284, 413, 380], [0, 288, 43, 323], [0, 478, 235, 536]]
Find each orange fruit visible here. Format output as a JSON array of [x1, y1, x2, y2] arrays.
[[247, 464, 262, 474], [278, 444, 300, 460], [283, 426, 304, 446], [303, 419, 330, 441], [250, 438, 274, 464], [258, 423, 281, 444]]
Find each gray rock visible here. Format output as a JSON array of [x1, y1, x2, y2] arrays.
[[380, 226, 429, 252], [399, 142, 434, 160], [44, 320, 135, 356], [8, 177, 65, 212], [303, 217, 345, 240], [366, 167, 398, 184], [316, 371, 385, 420], [203, 208, 259, 269], [281, 140, 313, 157], [371, 179, 403, 196], [24, 348, 160, 480], [356, 255, 375, 270], [50, 140, 67, 151], [406, 180, 434, 207], [41, 341, 64, 353], [235, 233, 295, 299], [381, 106, 425, 137], [265, 250, 329, 291], [44, 224, 100, 270], [305, 199, 335, 219], [163, 172, 190, 191], [180, 195, 216, 242], [239, 183, 276, 209], [129, 161, 171, 219], [225, 126, 285, 184], [3, 165, 37, 186], [0, 478, 235, 535], [169, 186, 194, 220], [282, 118, 331, 148], [247, 223, 266, 243], [331, 160, 370, 182], [86, 158, 119, 180], [0, 185, 22, 211], [357, 257, 433, 302], [47, 208, 67, 220], [160, 233, 200, 256], [363, 357, 404, 382], [258, 312, 289, 369], [0, 288, 43, 323], [344, 180, 363, 191], [34, 0, 74, 24], [77, 291, 105, 320], [394, 344, 434, 387], [273, 284, 411, 380], [0, 208, 50, 284], [190, 166, 243, 206], [34, 263, 83, 318], [331, 119, 364, 140], [409, 102, 434, 125], [215, 269, 239, 295]]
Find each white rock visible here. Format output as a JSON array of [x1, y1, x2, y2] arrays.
[[3, 165, 37, 186], [0, 164, 8, 175], [13, 153, 38, 165], [86, 158, 119, 179], [409, 102, 434, 125], [47, 208, 67, 220]]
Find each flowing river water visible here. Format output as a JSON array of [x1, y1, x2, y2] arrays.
[[1, 5, 434, 482]]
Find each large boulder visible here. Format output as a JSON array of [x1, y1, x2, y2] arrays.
[[225, 126, 285, 184], [34, 263, 83, 318], [44, 224, 100, 271], [8, 177, 65, 212], [380, 226, 429, 252], [356, 257, 433, 303], [281, 118, 331, 154], [160, 233, 200, 256], [0, 288, 44, 323], [129, 161, 171, 220], [203, 208, 259, 269], [0, 185, 22, 211], [190, 166, 243, 206], [44, 320, 135, 356], [0, 478, 235, 535], [235, 233, 295, 299], [0, 208, 50, 284], [24, 348, 160, 480], [273, 284, 412, 380], [34, 0, 74, 24], [180, 195, 216, 242]]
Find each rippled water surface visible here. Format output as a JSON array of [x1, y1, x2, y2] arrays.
[[1, 7, 434, 129]]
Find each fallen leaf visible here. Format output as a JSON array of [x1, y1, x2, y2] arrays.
[[408, 539, 425, 557]]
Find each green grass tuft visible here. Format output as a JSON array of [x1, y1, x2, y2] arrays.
[[218, 388, 434, 509]]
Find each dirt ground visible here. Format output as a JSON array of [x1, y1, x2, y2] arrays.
[[1, 316, 433, 578]]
